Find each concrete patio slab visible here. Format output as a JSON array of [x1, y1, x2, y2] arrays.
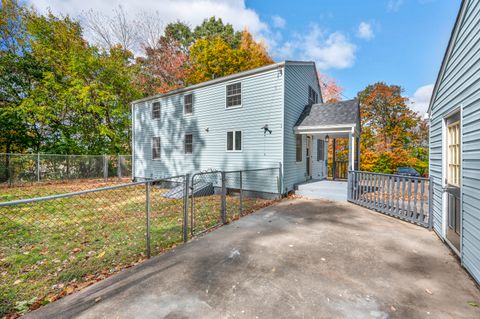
[[295, 179, 348, 201], [26, 199, 480, 319]]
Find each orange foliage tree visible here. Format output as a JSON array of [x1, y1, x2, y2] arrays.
[[357, 82, 429, 174]]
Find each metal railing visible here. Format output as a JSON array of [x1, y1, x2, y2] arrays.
[[0, 153, 132, 186], [347, 171, 432, 228]]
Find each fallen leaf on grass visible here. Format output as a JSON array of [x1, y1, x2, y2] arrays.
[[425, 288, 433, 295], [97, 251, 105, 258]]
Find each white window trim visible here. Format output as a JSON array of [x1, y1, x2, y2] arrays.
[[183, 93, 193, 116], [225, 82, 243, 109], [151, 101, 161, 120], [151, 136, 161, 160], [296, 134, 303, 163], [226, 130, 243, 152], [184, 133, 193, 155]]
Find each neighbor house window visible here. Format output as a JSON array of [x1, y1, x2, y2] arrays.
[[447, 121, 460, 186], [184, 94, 193, 114], [184, 133, 193, 154], [317, 139, 324, 161], [308, 86, 318, 105], [152, 137, 161, 159], [226, 130, 242, 151], [226, 82, 242, 108], [296, 135, 302, 162], [152, 101, 161, 119]]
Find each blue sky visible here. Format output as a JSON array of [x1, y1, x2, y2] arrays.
[[30, 0, 460, 113]]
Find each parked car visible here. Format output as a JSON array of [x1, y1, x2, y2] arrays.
[[397, 167, 421, 177]]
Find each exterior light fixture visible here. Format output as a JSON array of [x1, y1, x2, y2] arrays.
[[325, 135, 329, 143]]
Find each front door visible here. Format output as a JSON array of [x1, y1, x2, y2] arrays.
[[445, 113, 461, 251], [306, 136, 312, 178]]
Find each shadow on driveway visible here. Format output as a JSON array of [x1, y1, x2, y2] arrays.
[[26, 198, 480, 319]]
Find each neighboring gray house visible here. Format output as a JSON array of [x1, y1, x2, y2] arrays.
[[428, 0, 480, 284], [132, 61, 360, 195]]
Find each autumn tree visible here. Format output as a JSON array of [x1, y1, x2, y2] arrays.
[[193, 17, 241, 48], [357, 82, 428, 174], [317, 72, 343, 102]]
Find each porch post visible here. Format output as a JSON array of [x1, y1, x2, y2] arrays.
[[332, 138, 336, 180], [348, 132, 354, 172], [356, 137, 360, 170]]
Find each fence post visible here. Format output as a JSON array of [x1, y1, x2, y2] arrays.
[[117, 155, 122, 178], [239, 171, 243, 216], [221, 171, 227, 224], [36, 153, 41, 182], [145, 181, 151, 258], [183, 174, 189, 242], [428, 176, 433, 230], [347, 171, 352, 201], [103, 155, 108, 180]]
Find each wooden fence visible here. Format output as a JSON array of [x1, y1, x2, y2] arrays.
[[347, 171, 432, 228]]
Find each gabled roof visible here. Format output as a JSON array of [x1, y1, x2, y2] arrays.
[[295, 99, 360, 128], [427, 0, 466, 114], [132, 60, 321, 104]]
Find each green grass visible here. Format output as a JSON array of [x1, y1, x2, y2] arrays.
[[0, 181, 274, 317]]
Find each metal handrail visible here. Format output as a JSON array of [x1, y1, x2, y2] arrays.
[[348, 170, 429, 181]]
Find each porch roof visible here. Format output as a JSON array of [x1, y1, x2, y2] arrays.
[[294, 99, 360, 136]]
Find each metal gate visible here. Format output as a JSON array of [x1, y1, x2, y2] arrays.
[[347, 171, 433, 228]]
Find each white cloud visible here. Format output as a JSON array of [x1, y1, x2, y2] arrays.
[[387, 0, 404, 12], [28, 0, 269, 39], [409, 84, 434, 115], [276, 25, 356, 70], [357, 22, 374, 40], [271, 15, 286, 29]]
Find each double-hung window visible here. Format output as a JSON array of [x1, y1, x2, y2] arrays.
[[226, 82, 242, 108], [152, 137, 161, 159], [152, 101, 161, 119], [226, 130, 242, 151], [308, 86, 318, 105], [317, 139, 324, 161], [184, 94, 193, 114], [184, 134, 193, 154], [296, 135, 302, 162]]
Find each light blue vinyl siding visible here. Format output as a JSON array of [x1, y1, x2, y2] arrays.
[[283, 64, 322, 191], [429, 0, 480, 284], [133, 67, 284, 194]]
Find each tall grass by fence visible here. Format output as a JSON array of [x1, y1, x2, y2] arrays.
[[0, 153, 132, 186], [0, 166, 280, 317]]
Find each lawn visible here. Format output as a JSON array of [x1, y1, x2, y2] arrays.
[[0, 180, 274, 317]]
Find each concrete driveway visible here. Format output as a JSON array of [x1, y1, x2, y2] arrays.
[[27, 198, 480, 319]]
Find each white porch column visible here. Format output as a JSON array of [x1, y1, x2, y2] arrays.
[[348, 132, 355, 171]]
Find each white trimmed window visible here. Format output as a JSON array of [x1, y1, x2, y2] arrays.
[[308, 86, 318, 105], [317, 139, 324, 161], [226, 82, 242, 108], [447, 121, 460, 186], [226, 130, 242, 151], [184, 133, 193, 154], [152, 101, 161, 119], [296, 135, 302, 162], [184, 94, 193, 114], [152, 137, 161, 159]]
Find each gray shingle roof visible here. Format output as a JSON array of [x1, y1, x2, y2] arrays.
[[295, 99, 360, 127]]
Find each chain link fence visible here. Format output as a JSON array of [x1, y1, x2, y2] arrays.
[[0, 153, 132, 187], [0, 166, 281, 317]]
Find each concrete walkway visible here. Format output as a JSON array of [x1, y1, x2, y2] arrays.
[[27, 199, 480, 319], [296, 179, 348, 201]]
